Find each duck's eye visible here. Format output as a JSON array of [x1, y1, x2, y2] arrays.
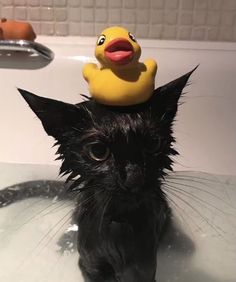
[[97, 34, 106, 46], [129, 32, 136, 42], [86, 142, 110, 161]]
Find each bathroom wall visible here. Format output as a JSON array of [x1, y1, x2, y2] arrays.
[[0, 0, 236, 41]]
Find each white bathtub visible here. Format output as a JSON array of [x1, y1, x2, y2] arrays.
[[0, 37, 236, 282]]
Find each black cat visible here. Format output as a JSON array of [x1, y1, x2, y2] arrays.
[[0, 69, 196, 282]]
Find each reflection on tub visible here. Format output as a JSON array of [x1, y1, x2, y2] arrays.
[[0, 39, 54, 69]]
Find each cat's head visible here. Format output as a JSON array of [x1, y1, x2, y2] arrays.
[[19, 69, 195, 210]]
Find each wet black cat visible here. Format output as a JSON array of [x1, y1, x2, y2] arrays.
[[0, 69, 195, 282]]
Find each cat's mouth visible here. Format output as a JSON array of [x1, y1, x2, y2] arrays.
[[109, 190, 145, 206], [105, 39, 134, 65]]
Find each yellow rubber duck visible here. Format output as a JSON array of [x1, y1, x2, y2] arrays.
[[83, 26, 157, 106]]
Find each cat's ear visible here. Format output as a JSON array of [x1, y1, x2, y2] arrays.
[[18, 88, 86, 139], [150, 66, 197, 123]]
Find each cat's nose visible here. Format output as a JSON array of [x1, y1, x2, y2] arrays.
[[123, 163, 144, 192]]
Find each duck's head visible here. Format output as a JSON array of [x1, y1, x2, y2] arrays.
[[95, 26, 141, 69]]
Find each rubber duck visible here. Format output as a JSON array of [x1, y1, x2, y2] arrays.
[[83, 26, 157, 106]]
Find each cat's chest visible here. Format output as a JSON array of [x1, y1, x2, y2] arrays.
[[78, 205, 158, 252]]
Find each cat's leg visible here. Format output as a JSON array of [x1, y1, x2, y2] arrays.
[[0, 180, 71, 207], [118, 262, 157, 282]]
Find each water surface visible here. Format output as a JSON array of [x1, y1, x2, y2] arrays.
[[0, 163, 235, 282]]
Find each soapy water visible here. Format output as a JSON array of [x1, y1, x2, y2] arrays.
[[0, 164, 235, 282], [0, 197, 83, 282]]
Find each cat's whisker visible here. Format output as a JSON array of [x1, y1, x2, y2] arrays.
[[164, 188, 226, 239], [166, 175, 216, 188], [17, 190, 105, 261], [91, 196, 108, 228], [78, 195, 104, 248], [164, 182, 231, 216], [84, 107, 96, 124], [99, 195, 112, 233], [163, 183, 223, 222], [164, 194, 201, 237], [0, 201, 70, 242], [153, 189, 203, 235], [170, 174, 236, 208], [167, 173, 230, 189], [71, 126, 81, 132], [170, 172, 232, 186], [80, 190, 104, 220], [31, 209, 74, 257], [37, 217, 73, 257], [164, 184, 234, 235], [165, 176, 228, 198], [11, 198, 47, 220], [16, 209, 73, 270], [77, 189, 104, 209], [14, 200, 71, 229], [68, 178, 99, 194], [166, 177, 236, 210], [33, 201, 75, 220]]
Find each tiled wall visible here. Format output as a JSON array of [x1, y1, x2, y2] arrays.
[[0, 0, 236, 41]]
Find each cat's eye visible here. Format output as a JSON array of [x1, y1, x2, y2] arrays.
[[86, 142, 110, 161], [97, 34, 106, 46], [144, 139, 161, 154]]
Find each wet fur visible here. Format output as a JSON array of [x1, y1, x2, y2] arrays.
[[0, 69, 195, 282]]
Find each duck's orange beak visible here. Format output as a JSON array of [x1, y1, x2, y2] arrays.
[[105, 38, 134, 65]]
